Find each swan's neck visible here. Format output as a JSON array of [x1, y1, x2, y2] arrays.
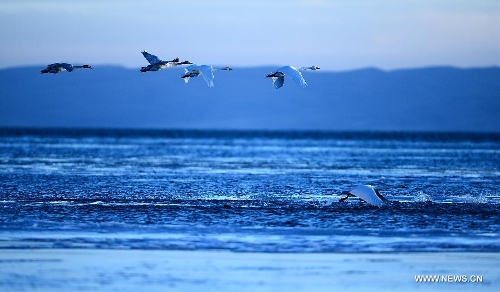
[[213, 66, 232, 71], [74, 65, 92, 69], [299, 66, 319, 71]]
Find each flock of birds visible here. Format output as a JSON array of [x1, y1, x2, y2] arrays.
[[41, 51, 320, 89]]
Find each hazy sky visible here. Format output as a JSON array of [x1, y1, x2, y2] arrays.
[[0, 0, 499, 71]]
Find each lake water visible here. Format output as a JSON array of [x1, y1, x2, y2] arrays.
[[1, 128, 499, 253]]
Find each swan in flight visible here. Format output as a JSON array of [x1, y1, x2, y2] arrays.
[[339, 185, 389, 207], [181, 65, 233, 87], [266, 65, 320, 89], [41, 63, 92, 74], [140, 51, 192, 72]]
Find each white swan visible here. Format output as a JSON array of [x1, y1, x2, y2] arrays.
[[339, 185, 389, 207], [181, 65, 233, 87], [140, 51, 192, 72], [266, 65, 320, 89], [41, 63, 92, 74]]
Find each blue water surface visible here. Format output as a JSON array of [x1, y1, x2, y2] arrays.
[[1, 128, 499, 252]]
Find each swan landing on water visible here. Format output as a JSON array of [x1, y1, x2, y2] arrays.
[[266, 65, 320, 89], [41, 63, 92, 74], [181, 65, 233, 87], [339, 185, 390, 207]]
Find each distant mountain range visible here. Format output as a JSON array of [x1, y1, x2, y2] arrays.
[[1, 65, 499, 132]]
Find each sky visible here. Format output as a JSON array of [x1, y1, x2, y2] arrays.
[[0, 0, 499, 71]]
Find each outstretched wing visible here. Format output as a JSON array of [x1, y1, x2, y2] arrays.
[[350, 185, 385, 207], [41, 63, 58, 73], [141, 51, 162, 65], [279, 65, 308, 88], [198, 65, 215, 87]]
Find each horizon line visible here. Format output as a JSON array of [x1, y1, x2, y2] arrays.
[[2, 64, 500, 73]]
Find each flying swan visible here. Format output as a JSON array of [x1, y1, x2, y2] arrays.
[[181, 65, 233, 87], [140, 51, 192, 72], [339, 185, 390, 207], [266, 65, 320, 89], [41, 63, 92, 74]]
